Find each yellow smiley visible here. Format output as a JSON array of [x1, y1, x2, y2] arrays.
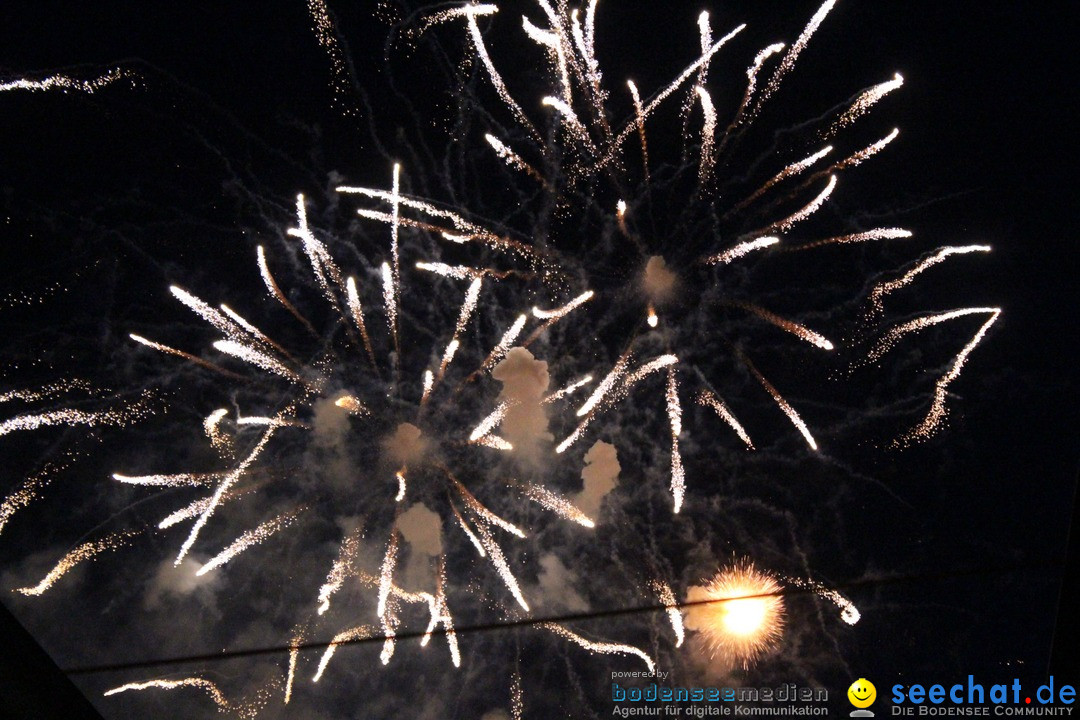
[[848, 678, 877, 708]]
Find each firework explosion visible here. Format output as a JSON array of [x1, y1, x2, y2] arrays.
[[684, 562, 786, 669], [0, 0, 1004, 717], [407, 0, 1000, 504]]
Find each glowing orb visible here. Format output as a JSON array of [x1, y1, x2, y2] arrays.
[[683, 561, 786, 668]]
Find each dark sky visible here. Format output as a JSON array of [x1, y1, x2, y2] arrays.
[[0, 2, 1077, 719]]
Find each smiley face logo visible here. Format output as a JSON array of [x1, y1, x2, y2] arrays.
[[848, 679, 877, 708]]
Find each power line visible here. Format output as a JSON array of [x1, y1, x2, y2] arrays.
[[63, 561, 1061, 676]]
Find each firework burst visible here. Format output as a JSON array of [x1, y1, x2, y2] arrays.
[[407, 0, 998, 511], [0, 165, 672, 711], [684, 561, 787, 669], [0, 0, 1003, 716]]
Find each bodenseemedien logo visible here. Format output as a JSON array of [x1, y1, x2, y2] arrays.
[[849, 679, 878, 717]]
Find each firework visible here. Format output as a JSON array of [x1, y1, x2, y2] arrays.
[[15, 531, 138, 597], [413, 0, 992, 518], [0, 68, 130, 94], [683, 561, 786, 669], [103, 678, 272, 720], [0, 0, 1001, 716], [650, 580, 686, 648], [31, 167, 659, 704], [540, 622, 656, 674]]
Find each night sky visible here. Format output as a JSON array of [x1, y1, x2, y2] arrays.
[[1, 2, 1077, 719]]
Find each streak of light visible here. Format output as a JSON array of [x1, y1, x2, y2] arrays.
[[470, 401, 511, 443], [473, 519, 530, 611], [743, 358, 818, 451], [827, 73, 904, 136], [626, 81, 650, 178], [650, 580, 685, 647], [1, 68, 129, 93], [576, 354, 629, 417], [754, 0, 836, 115], [893, 308, 1001, 445], [305, 0, 358, 117], [213, 340, 308, 386], [755, 174, 837, 235], [869, 245, 992, 314], [175, 426, 277, 565], [480, 314, 528, 373], [196, 511, 302, 576], [784, 577, 860, 624], [525, 290, 594, 345], [666, 368, 685, 513], [345, 276, 377, 368], [790, 227, 911, 251], [256, 246, 318, 336], [16, 531, 137, 596], [313, 626, 375, 682], [129, 333, 241, 378], [485, 134, 543, 182], [704, 237, 779, 266], [695, 86, 717, 183], [697, 390, 754, 449], [112, 472, 225, 488], [519, 482, 595, 528], [452, 477, 526, 539], [540, 622, 655, 673], [732, 146, 832, 213], [733, 302, 835, 350], [542, 375, 593, 404], [317, 532, 362, 615]]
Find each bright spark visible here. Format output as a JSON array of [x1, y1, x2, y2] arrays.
[[541, 623, 655, 673], [196, 511, 301, 576], [704, 237, 780, 265], [16, 531, 136, 596]]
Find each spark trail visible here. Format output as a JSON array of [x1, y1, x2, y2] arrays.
[[15, 531, 137, 596], [0, 68, 130, 94], [196, 511, 303, 576], [541, 622, 656, 673]]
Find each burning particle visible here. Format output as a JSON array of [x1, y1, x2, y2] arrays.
[[196, 511, 302, 576], [695, 86, 717, 183], [540, 623, 655, 674], [785, 576, 860, 625], [704, 237, 780, 266], [112, 472, 225, 488], [313, 626, 376, 682], [869, 245, 992, 315], [519, 482, 595, 528], [1, 68, 129, 94], [666, 368, 686, 513], [16, 531, 137, 596], [828, 73, 904, 136], [697, 390, 754, 449], [734, 302, 835, 350], [650, 580, 685, 647]]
